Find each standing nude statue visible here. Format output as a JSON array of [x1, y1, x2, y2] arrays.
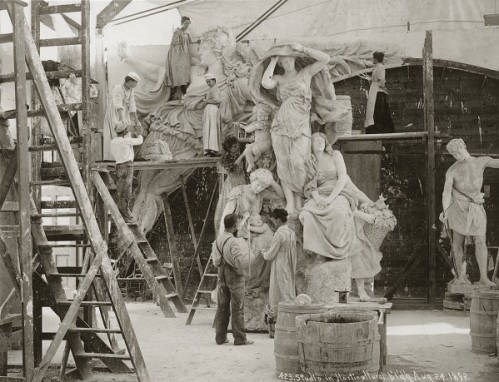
[[440, 138, 499, 287]]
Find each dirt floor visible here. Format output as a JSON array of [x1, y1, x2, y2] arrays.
[[8, 303, 499, 381]]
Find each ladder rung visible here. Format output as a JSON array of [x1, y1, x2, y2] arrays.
[[39, 3, 82, 15], [0, 33, 13, 45], [145, 258, 158, 263], [68, 328, 121, 334], [39, 212, 80, 218], [165, 293, 179, 300], [191, 307, 217, 311], [74, 352, 131, 360], [38, 244, 90, 248], [198, 290, 214, 294], [56, 300, 112, 306], [163, 262, 173, 269], [155, 275, 169, 281], [204, 273, 218, 277], [47, 273, 102, 278], [41, 200, 76, 209], [31, 180, 70, 186]]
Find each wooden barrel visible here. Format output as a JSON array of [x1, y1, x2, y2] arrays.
[[296, 310, 379, 377], [274, 302, 325, 375], [334, 95, 353, 136], [470, 290, 499, 354]]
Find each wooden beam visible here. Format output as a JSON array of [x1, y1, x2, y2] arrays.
[[1, 103, 83, 119], [93, 158, 220, 172], [423, 30, 437, 305], [96, 0, 133, 29], [10, 3, 34, 380], [61, 14, 81, 34], [38, 3, 81, 14], [31, 0, 42, 211], [337, 132, 429, 142], [162, 196, 184, 299], [0, 70, 86, 84], [39, 37, 81, 47]]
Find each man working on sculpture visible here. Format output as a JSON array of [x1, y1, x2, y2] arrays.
[[441, 138, 499, 287], [103, 72, 142, 160], [212, 213, 257, 346]]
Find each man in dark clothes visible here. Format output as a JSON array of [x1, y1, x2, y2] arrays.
[[213, 213, 255, 345]]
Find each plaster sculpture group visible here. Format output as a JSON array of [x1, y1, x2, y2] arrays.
[[119, 27, 400, 329]]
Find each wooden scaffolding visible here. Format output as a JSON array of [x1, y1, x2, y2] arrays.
[[0, 1, 150, 381]]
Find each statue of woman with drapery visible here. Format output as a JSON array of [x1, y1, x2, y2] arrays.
[[249, 43, 348, 214]]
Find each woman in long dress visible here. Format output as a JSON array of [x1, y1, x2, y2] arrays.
[[299, 133, 382, 300], [364, 51, 394, 134], [166, 16, 192, 99], [258, 44, 331, 214]]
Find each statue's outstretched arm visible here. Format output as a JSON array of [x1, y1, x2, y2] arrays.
[[262, 56, 279, 90], [484, 156, 499, 169]]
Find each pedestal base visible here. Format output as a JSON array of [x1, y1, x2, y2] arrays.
[[306, 258, 352, 304], [244, 288, 268, 332]]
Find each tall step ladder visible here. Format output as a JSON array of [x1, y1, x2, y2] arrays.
[[0, 1, 149, 381], [93, 172, 187, 317], [185, 252, 218, 325]]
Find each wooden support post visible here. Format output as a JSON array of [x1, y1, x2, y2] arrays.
[[180, 177, 203, 278], [11, 2, 34, 380], [423, 30, 437, 305], [162, 195, 184, 298], [30, 0, 42, 210], [81, 0, 92, 193]]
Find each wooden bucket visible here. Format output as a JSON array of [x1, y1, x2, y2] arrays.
[[470, 290, 499, 354], [274, 302, 325, 375], [296, 310, 378, 377]]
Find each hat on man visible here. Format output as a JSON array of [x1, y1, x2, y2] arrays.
[[126, 71, 141, 82], [204, 73, 216, 81]]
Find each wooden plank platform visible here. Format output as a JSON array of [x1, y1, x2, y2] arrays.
[[92, 157, 220, 172]]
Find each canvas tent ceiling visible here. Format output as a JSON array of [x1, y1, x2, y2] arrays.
[[177, 0, 499, 71]]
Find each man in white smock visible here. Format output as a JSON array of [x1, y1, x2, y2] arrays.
[[103, 72, 142, 160]]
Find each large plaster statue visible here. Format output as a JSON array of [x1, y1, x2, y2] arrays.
[[299, 133, 386, 301], [441, 138, 499, 288], [127, 27, 254, 233], [250, 43, 348, 214]]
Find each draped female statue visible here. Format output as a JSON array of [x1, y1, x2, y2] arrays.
[[299, 133, 383, 301], [249, 43, 348, 214]]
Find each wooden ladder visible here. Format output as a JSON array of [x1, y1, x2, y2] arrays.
[[93, 172, 187, 317], [185, 252, 218, 325], [0, 1, 150, 381]]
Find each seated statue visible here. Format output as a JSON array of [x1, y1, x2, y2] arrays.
[[299, 132, 384, 301]]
